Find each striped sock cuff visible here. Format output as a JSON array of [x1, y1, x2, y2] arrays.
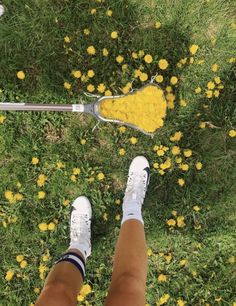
[[55, 252, 86, 281]]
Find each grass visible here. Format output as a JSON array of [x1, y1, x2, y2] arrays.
[[0, 0, 236, 305]]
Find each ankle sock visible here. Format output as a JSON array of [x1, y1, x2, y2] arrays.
[[55, 251, 86, 281], [69, 242, 88, 261], [121, 200, 144, 225]]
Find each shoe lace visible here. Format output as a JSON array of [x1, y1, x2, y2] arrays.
[[124, 171, 147, 202], [71, 212, 90, 242]]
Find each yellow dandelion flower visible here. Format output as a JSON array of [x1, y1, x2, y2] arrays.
[[77, 294, 84, 302], [31, 157, 39, 165], [80, 284, 92, 296], [64, 36, 70, 43], [38, 191, 46, 199], [195, 87, 202, 94], [34, 287, 40, 294], [172, 210, 177, 216], [80, 139, 86, 145], [229, 129, 236, 137], [37, 174, 47, 187], [193, 205, 201, 212], [170, 131, 182, 142], [16, 255, 24, 262], [165, 253, 172, 263], [158, 293, 170, 305], [155, 75, 163, 83], [166, 219, 176, 226], [214, 76, 221, 84], [115, 214, 120, 221], [207, 81, 215, 90], [5, 270, 14, 281], [211, 63, 218, 72], [130, 137, 138, 144], [73, 70, 81, 78], [180, 164, 189, 171], [147, 248, 153, 256], [171, 146, 180, 155], [83, 29, 90, 35], [199, 121, 206, 129], [132, 52, 138, 59], [20, 260, 27, 268], [64, 82, 71, 90], [138, 50, 145, 57], [179, 259, 187, 266], [56, 161, 65, 169], [158, 274, 167, 282], [158, 59, 169, 70], [195, 162, 203, 170], [63, 199, 70, 206], [106, 9, 113, 16], [103, 48, 109, 56], [103, 213, 108, 221], [111, 31, 118, 39], [87, 84, 95, 92], [157, 149, 165, 156], [177, 299, 186, 306], [87, 46, 96, 55], [197, 59, 205, 64], [134, 69, 142, 78], [97, 83, 106, 93], [206, 90, 213, 98], [139, 72, 148, 82], [183, 149, 192, 157], [214, 90, 220, 97], [170, 76, 178, 85], [119, 148, 126, 156], [179, 99, 187, 107], [115, 199, 121, 205], [119, 126, 126, 133], [87, 70, 95, 78], [178, 178, 185, 186], [91, 8, 96, 14], [189, 44, 199, 55], [14, 193, 23, 201], [105, 90, 112, 96], [155, 21, 161, 29], [48, 222, 56, 231], [189, 57, 194, 64], [73, 168, 81, 175], [177, 216, 185, 227], [97, 172, 105, 180], [227, 256, 235, 264], [153, 163, 159, 169], [0, 115, 6, 124], [144, 54, 153, 64], [17, 71, 26, 80], [116, 55, 124, 63], [38, 223, 48, 231]]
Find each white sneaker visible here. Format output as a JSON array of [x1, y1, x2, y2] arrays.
[[123, 156, 150, 210], [69, 196, 92, 260]]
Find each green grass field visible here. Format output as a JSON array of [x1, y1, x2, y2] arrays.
[[0, 0, 236, 305]]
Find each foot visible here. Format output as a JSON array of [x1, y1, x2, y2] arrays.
[[123, 156, 150, 210], [69, 196, 92, 260]]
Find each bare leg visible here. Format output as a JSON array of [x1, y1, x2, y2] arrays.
[[104, 219, 148, 306], [35, 248, 84, 306]]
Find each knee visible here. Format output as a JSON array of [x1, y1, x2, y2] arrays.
[[112, 272, 145, 294]]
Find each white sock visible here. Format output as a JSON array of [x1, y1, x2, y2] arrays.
[[69, 242, 88, 262], [121, 201, 144, 226]]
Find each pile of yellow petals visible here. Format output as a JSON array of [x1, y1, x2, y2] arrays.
[[99, 84, 167, 133]]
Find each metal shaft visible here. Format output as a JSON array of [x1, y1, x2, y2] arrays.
[[0, 103, 73, 112]]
